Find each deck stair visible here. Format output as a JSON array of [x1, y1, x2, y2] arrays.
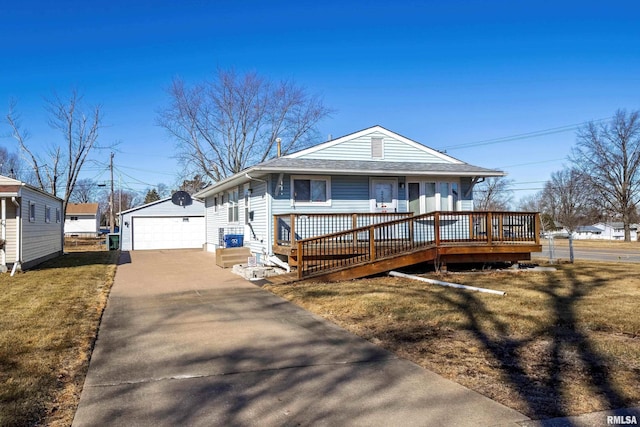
[[269, 211, 542, 283], [216, 247, 252, 268]]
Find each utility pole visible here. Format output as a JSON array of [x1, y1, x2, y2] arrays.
[[109, 152, 115, 233]]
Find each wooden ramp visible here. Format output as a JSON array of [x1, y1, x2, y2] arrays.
[[268, 211, 542, 284]]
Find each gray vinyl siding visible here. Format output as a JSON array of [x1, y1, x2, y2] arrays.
[[460, 177, 474, 211], [20, 188, 63, 266], [272, 174, 408, 215], [245, 181, 267, 255], [204, 196, 218, 249], [296, 130, 450, 163], [120, 198, 205, 251]]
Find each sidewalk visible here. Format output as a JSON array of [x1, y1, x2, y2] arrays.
[[72, 249, 529, 426]]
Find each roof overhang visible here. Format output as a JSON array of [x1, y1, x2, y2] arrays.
[[0, 185, 22, 197], [195, 163, 505, 199]]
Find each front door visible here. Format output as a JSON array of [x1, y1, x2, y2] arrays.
[[370, 178, 398, 213]]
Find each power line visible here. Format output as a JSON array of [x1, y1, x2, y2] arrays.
[[440, 117, 612, 151]]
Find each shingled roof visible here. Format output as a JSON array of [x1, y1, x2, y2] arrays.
[[66, 203, 99, 215]]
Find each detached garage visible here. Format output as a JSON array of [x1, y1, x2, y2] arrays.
[[119, 196, 205, 251]]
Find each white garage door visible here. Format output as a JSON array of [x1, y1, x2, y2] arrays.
[[132, 216, 205, 250]]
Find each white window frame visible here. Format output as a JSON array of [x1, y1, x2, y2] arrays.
[[290, 175, 331, 206], [227, 188, 239, 223], [437, 181, 460, 211], [29, 201, 36, 222], [45, 205, 51, 223], [56, 208, 61, 223]]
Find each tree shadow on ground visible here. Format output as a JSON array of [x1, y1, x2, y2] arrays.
[[73, 281, 517, 426], [430, 267, 633, 422]]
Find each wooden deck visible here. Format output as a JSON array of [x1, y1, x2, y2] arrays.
[[271, 211, 541, 283]]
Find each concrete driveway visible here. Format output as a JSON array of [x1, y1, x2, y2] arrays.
[[72, 249, 528, 426]]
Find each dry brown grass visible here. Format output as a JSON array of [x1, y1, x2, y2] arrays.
[[541, 238, 640, 249], [64, 236, 106, 252], [265, 261, 640, 420], [0, 251, 118, 426]]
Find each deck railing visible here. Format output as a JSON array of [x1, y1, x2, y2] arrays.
[[274, 212, 413, 247], [295, 211, 541, 279]]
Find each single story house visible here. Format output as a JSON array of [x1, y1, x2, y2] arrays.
[[0, 174, 64, 273], [572, 222, 638, 241], [65, 202, 100, 237], [195, 125, 506, 262], [119, 196, 205, 251]]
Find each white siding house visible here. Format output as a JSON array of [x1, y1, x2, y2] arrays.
[[65, 203, 100, 236], [195, 125, 505, 259], [119, 197, 205, 251], [0, 174, 64, 272], [573, 222, 639, 241]]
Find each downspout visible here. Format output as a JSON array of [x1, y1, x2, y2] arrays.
[[1, 198, 6, 271], [11, 197, 21, 275]]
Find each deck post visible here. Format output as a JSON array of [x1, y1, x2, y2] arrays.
[[369, 227, 376, 261], [409, 218, 414, 244], [273, 215, 278, 246], [434, 212, 441, 247], [535, 213, 541, 245], [487, 212, 493, 244], [352, 213, 358, 230], [297, 240, 303, 280], [290, 214, 296, 246]]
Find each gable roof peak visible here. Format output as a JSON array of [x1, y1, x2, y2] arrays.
[[285, 125, 462, 164]]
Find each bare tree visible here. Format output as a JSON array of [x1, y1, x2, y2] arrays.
[[156, 183, 170, 199], [542, 168, 598, 262], [157, 68, 332, 181], [0, 146, 23, 179], [69, 178, 98, 203], [473, 177, 514, 210], [98, 188, 138, 226], [6, 91, 103, 218], [178, 174, 209, 194], [572, 110, 640, 242], [517, 191, 554, 232]]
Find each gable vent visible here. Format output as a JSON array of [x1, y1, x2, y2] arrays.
[[371, 137, 383, 159]]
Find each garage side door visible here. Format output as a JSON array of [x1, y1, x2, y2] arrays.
[[132, 216, 205, 250]]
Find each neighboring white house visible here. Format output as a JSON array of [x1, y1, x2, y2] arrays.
[[0, 174, 64, 273], [194, 125, 505, 258], [119, 197, 205, 251], [572, 225, 603, 240], [571, 222, 639, 240], [65, 203, 100, 237]]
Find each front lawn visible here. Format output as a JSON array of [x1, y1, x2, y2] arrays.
[[265, 261, 640, 420], [0, 251, 118, 426]]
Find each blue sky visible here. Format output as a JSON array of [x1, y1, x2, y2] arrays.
[[2, 1, 639, 201]]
